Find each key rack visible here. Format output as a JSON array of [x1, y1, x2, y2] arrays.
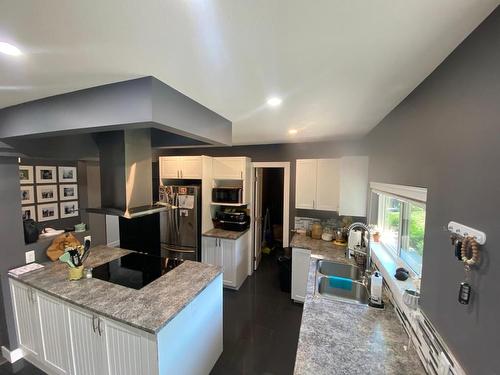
[[447, 221, 486, 245]]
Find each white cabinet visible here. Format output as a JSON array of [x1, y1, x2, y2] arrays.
[[339, 156, 369, 217], [291, 248, 311, 303], [316, 158, 340, 211], [213, 157, 248, 180], [295, 159, 317, 209], [159, 156, 204, 179], [295, 157, 368, 216], [160, 157, 181, 179], [202, 236, 223, 268], [38, 293, 72, 375], [68, 306, 108, 375], [103, 318, 157, 375], [202, 232, 249, 289], [10, 280, 42, 360]]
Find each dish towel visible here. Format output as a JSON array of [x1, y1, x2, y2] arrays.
[[328, 276, 353, 290]]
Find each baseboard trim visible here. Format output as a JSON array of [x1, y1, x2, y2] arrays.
[[1, 346, 25, 363]]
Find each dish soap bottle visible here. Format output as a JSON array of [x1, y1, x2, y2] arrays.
[[369, 271, 384, 308]]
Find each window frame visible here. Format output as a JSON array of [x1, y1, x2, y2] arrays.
[[369, 183, 427, 276]]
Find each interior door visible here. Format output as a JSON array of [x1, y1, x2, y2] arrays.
[[254, 168, 263, 270]]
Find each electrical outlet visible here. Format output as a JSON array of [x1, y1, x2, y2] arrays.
[[84, 235, 92, 244], [25, 250, 35, 264]]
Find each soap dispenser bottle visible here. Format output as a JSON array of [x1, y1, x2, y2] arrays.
[[369, 271, 384, 308]]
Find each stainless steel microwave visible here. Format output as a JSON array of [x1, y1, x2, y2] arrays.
[[212, 187, 243, 204]]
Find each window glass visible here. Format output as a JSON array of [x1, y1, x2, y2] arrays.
[[401, 203, 425, 274], [381, 196, 401, 252], [374, 193, 425, 276]]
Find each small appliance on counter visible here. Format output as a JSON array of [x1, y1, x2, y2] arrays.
[[214, 210, 250, 231], [212, 187, 243, 205]]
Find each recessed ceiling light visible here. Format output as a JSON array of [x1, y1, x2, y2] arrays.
[[267, 97, 282, 107], [0, 42, 22, 56], [288, 129, 298, 135]]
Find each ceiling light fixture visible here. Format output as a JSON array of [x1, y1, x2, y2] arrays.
[[0, 42, 22, 56], [288, 129, 298, 135], [267, 97, 282, 107]]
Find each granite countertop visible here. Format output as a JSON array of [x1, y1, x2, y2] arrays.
[[292, 234, 425, 375], [9, 245, 222, 335], [291, 233, 352, 264], [203, 227, 249, 240]]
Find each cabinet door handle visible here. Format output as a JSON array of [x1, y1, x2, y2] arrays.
[[97, 318, 102, 336], [92, 315, 97, 333], [240, 171, 243, 179], [313, 200, 315, 209], [181, 170, 183, 178]]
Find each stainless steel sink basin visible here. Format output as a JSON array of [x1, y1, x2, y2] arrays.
[[317, 276, 370, 305], [317, 260, 362, 280], [315, 260, 369, 305]]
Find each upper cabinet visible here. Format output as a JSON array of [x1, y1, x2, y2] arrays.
[[295, 156, 368, 216], [295, 159, 318, 209], [159, 156, 205, 180], [339, 156, 369, 217], [213, 157, 249, 180]]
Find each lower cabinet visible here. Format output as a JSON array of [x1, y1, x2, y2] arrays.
[[202, 232, 249, 289], [10, 279, 157, 375], [291, 247, 312, 303], [10, 281, 42, 360]]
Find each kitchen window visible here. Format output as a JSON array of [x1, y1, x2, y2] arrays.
[[370, 183, 427, 275]]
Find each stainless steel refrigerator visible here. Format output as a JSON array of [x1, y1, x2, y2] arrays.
[[159, 184, 201, 261]]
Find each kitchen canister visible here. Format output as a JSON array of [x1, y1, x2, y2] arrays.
[[68, 266, 84, 281], [311, 223, 323, 240]]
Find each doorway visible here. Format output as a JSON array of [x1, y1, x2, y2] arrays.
[[252, 162, 290, 271]]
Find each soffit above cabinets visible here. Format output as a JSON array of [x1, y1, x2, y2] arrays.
[[0, 1, 497, 144]]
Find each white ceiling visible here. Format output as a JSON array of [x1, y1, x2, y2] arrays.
[[0, 1, 497, 145]]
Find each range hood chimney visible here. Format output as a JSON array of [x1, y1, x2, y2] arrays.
[[87, 128, 170, 219]]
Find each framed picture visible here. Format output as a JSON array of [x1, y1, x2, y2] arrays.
[[60, 201, 79, 218], [22, 205, 36, 221], [36, 166, 57, 184], [38, 203, 59, 222], [37, 185, 58, 203], [20, 186, 35, 204], [19, 166, 34, 184], [58, 166, 77, 183], [59, 184, 78, 201]]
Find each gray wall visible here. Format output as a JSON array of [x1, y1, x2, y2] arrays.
[[365, 7, 499, 374], [0, 157, 106, 349], [155, 139, 368, 230], [0, 158, 26, 349]]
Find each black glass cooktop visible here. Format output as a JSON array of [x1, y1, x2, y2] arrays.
[[92, 252, 184, 290]]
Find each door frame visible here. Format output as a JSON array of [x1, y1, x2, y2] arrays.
[[251, 162, 290, 271]]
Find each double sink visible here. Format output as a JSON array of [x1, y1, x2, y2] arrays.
[[315, 260, 370, 305]]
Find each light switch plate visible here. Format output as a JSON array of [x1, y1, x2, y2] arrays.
[[25, 250, 35, 264]]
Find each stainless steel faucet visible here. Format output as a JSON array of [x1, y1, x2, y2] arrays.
[[347, 222, 371, 274]]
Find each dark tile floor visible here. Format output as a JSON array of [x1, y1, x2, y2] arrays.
[[0, 358, 45, 375], [211, 251, 304, 375], [0, 252, 303, 375]]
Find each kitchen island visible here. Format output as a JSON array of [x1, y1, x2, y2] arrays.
[[291, 234, 424, 375], [8, 245, 223, 375]]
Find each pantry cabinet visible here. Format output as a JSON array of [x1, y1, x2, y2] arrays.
[[202, 232, 249, 289], [295, 156, 368, 216]]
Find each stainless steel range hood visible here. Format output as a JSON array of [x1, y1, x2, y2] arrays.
[[86, 128, 171, 219]]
